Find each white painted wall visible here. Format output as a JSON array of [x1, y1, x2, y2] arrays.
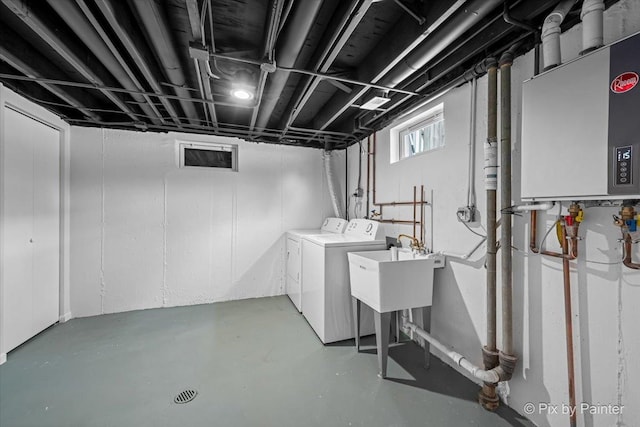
[[70, 128, 332, 317], [338, 2, 640, 426]]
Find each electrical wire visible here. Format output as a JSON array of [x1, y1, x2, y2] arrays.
[[456, 211, 486, 237], [538, 201, 563, 251]]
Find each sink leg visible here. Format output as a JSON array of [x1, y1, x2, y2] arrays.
[[374, 311, 391, 378], [390, 311, 397, 343], [352, 297, 361, 352], [422, 307, 431, 369], [394, 311, 402, 343]]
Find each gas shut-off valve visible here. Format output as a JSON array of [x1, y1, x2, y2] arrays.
[[613, 201, 640, 239], [613, 202, 639, 231], [564, 203, 584, 239], [612, 201, 640, 269]]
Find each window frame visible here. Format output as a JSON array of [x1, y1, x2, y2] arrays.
[[391, 103, 445, 163], [177, 141, 238, 172]]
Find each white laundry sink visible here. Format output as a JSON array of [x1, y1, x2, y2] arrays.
[[348, 249, 444, 313]]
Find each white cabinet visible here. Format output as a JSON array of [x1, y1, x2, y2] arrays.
[[1, 106, 60, 354]]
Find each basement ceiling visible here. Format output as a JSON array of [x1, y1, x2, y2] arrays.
[[0, 0, 615, 149]]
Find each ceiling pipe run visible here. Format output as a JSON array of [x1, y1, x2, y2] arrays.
[[314, 0, 502, 130], [94, 0, 181, 126], [47, 0, 163, 125], [541, 0, 578, 70], [130, 0, 200, 125], [250, 0, 285, 134], [1, 0, 140, 122], [379, 0, 503, 88], [279, 0, 373, 135], [185, 0, 218, 128], [356, 0, 557, 135], [581, 0, 605, 54], [0, 46, 100, 121], [254, 0, 324, 131]]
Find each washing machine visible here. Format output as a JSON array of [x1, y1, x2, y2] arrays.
[[301, 219, 386, 344], [286, 217, 348, 312]]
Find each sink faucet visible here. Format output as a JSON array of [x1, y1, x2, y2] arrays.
[[397, 234, 426, 254]]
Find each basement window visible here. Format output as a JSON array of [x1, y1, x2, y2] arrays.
[[178, 142, 238, 171], [395, 104, 444, 161]]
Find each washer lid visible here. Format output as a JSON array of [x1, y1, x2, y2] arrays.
[[303, 234, 385, 247], [288, 217, 347, 238]]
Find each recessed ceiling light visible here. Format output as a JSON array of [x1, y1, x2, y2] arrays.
[[230, 88, 254, 100]]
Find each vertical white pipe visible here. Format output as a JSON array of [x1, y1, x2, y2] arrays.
[[581, 0, 604, 53], [541, 0, 578, 70]]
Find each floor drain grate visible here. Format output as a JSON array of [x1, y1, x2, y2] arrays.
[[174, 389, 198, 404]]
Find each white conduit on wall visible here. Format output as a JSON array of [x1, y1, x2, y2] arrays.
[[323, 150, 345, 219]]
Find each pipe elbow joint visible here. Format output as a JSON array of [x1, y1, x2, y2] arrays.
[[580, 0, 605, 18], [495, 351, 518, 382], [499, 51, 514, 67]]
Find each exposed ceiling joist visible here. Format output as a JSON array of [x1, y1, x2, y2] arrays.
[[0, 47, 100, 121], [94, 0, 182, 126], [0, 0, 615, 148], [129, 0, 201, 125], [185, 0, 218, 128], [1, 0, 141, 122]]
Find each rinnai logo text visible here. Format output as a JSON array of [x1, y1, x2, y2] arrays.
[[611, 72, 639, 93]]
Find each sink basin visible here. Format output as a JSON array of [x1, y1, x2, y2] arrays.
[[348, 249, 444, 313]]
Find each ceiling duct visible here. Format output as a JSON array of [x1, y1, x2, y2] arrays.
[[378, 0, 503, 88], [130, 0, 200, 125], [253, 0, 324, 132], [47, 0, 163, 125]]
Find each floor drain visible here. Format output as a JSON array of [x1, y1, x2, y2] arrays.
[[174, 389, 198, 404]]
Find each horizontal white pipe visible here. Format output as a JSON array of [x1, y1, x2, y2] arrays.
[[439, 237, 486, 260], [404, 321, 500, 383], [512, 202, 555, 212]]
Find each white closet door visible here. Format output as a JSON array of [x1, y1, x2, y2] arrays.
[[2, 107, 60, 352], [31, 112, 60, 334]]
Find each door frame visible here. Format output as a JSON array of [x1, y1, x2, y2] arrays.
[[0, 84, 71, 364]]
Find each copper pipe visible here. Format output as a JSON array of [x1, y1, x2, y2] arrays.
[[368, 132, 427, 231], [529, 210, 538, 252], [560, 221, 577, 427], [420, 185, 425, 245], [372, 132, 377, 205], [413, 186, 417, 238], [375, 201, 429, 207], [366, 136, 371, 218], [530, 211, 578, 260], [377, 219, 422, 225]]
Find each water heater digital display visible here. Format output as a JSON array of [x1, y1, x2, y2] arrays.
[[615, 145, 633, 186]]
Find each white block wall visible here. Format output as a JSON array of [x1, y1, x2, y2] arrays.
[[70, 128, 332, 317], [338, 2, 640, 426]]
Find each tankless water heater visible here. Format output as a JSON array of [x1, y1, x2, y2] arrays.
[[521, 31, 640, 201]]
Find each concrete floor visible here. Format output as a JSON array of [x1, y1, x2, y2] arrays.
[[0, 296, 534, 427]]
